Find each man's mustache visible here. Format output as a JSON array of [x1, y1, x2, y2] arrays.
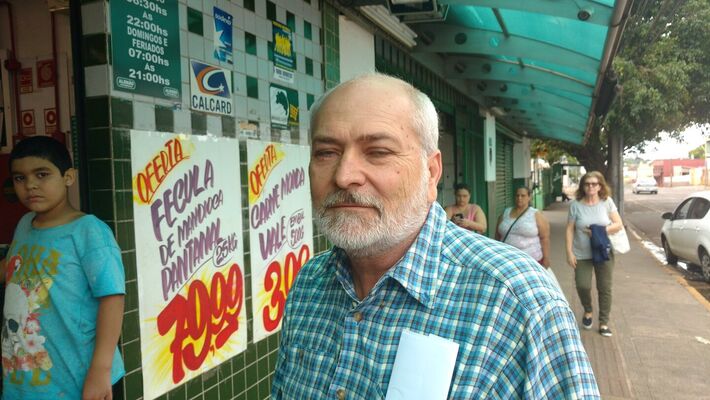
[[320, 191, 384, 214]]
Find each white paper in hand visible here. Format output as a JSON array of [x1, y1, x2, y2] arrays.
[[385, 329, 460, 400]]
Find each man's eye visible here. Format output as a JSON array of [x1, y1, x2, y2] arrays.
[[12, 176, 24, 183], [313, 150, 338, 159], [37, 172, 49, 179], [368, 149, 392, 157]]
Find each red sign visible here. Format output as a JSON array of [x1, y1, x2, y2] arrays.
[[44, 108, 57, 134], [19, 68, 33, 94], [21, 110, 36, 135], [37, 60, 55, 88]]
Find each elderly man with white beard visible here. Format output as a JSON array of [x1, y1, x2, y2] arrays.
[[271, 73, 600, 400]]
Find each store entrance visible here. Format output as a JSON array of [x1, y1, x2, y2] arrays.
[[0, 0, 77, 249]]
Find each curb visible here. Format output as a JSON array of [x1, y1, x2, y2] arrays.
[[624, 221, 710, 313]]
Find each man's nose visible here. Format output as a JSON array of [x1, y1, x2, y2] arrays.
[[333, 151, 366, 189]]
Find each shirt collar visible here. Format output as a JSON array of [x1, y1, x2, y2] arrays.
[[387, 203, 445, 308], [328, 202, 447, 308]]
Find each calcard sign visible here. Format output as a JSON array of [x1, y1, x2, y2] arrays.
[[190, 60, 234, 116]]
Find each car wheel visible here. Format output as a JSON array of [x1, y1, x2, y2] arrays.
[[700, 249, 710, 283], [663, 237, 678, 265]]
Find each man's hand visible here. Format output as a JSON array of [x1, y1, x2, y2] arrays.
[[82, 365, 112, 400]]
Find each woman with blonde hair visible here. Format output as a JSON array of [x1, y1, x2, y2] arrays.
[[565, 171, 623, 337]]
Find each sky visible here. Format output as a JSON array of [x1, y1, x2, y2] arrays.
[[625, 124, 709, 161]]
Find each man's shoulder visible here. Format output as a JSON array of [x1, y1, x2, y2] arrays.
[[441, 228, 562, 310], [291, 249, 336, 286]]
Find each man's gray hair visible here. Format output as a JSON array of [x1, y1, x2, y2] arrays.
[[309, 73, 439, 155]]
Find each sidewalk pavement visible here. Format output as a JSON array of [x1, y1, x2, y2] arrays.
[[543, 201, 710, 400]]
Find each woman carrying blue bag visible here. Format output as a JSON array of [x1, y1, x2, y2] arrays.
[[565, 171, 623, 337]]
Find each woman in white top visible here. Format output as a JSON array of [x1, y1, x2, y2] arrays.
[[565, 171, 623, 338], [496, 187, 551, 267]]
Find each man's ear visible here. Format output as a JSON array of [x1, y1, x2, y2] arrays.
[[426, 150, 442, 203], [63, 168, 77, 187]]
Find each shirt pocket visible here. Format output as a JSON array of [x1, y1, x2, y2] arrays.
[[276, 344, 334, 399]]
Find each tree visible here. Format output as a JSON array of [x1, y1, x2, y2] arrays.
[[537, 0, 710, 175], [530, 139, 577, 164], [689, 144, 705, 159]]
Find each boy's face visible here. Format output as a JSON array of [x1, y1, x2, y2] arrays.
[[11, 156, 75, 215]]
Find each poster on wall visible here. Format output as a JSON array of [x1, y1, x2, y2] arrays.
[[44, 108, 57, 134], [213, 7, 233, 64], [36, 60, 55, 88], [20, 110, 35, 135], [131, 131, 246, 400], [272, 21, 295, 83], [19, 68, 33, 94], [111, 0, 181, 100], [189, 60, 233, 116], [270, 84, 299, 130], [247, 140, 313, 342]]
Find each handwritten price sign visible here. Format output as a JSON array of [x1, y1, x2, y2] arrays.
[[262, 244, 310, 331], [158, 263, 243, 383], [131, 132, 246, 400], [247, 141, 313, 342]]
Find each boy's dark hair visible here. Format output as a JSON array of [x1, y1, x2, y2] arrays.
[[9, 136, 73, 175]]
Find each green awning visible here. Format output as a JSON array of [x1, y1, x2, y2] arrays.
[[382, 0, 628, 144]]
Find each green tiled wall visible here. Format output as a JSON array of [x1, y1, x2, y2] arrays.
[[187, 7, 203, 35], [155, 106, 174, 132], [322, 1, 340, 90], [83, 33, 109, 66], [79, 0, 332, 399]]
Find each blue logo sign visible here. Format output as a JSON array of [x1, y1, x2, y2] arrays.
[[191, 61, 231, 98], [189, 60, 233, 116], [213, 7, 233, 64]]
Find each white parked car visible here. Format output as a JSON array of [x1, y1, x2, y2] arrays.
[[661, 191, 710, 281], [632, 177, 658, 194]]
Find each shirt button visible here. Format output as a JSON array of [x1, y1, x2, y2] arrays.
[[298, 349, 304, 360], [353, 311, 363, 323], [336, 388, 346, 399]]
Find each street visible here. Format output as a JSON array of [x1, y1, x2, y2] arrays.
[[622, 184, 710, 300]]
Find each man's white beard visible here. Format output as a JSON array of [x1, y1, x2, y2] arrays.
[[314, 167, 431, 258]]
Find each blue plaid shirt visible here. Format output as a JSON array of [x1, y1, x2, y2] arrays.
[[272, 203, 599, 399]]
